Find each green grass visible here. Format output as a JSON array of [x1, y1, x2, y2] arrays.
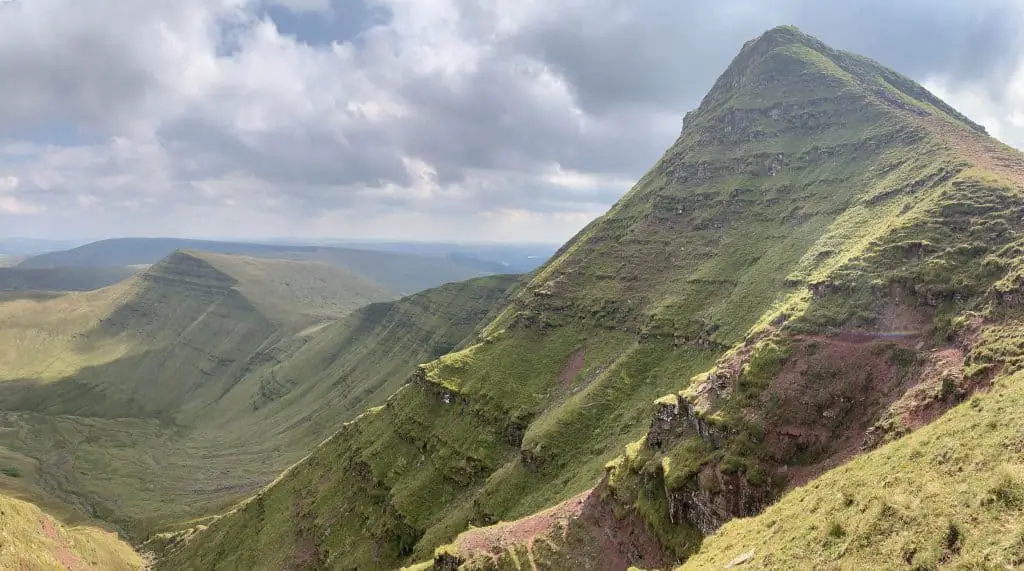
[[0, 251, 518, 542], [195, 250, 396, 330]]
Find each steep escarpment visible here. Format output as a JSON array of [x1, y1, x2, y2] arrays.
[[161, 25, 1024, 570], [682, 370, 1024, 569]]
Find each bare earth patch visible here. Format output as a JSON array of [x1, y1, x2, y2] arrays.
[[40, 515, 87, 571], [453, 485, 670, 571], [455, 489, 592, 561], [556, 349, 586, 389]]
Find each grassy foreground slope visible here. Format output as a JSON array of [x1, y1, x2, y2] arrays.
[[162, 25, 1024, 570], [0, 250, 517, 539], [19, 238, 494, 294], [681, 370, 1024, 569], [0, 491, 142, 570]]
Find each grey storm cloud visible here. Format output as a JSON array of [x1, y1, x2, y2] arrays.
[[0, 0, 1022, 241]]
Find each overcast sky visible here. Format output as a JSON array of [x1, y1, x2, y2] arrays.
[[0, 0, 1022, 243]]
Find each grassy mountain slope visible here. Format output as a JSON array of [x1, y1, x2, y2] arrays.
[[0, 250, 391, 414], [0, 249, 517, 540], [19, 237, 494, 294], [159, 25, 1024, 570], [0, 266, 139, 292], [0, 491, 143, 570]]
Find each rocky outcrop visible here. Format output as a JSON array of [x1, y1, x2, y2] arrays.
[[668, 468, 771, 535], [646, 394, 727, 449], [433, 551, 465, 571], [876, 87, 930, 117]]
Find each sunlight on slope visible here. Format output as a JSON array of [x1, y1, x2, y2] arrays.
[[0, 280, 137, 381], [0, 492, 143, 570]]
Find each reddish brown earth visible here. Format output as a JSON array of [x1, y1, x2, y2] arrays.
[[455, 489, 592, 561], [453, 485, 669, 571], [557, 349, 586, 389], [749, 294, 973, 488], [40, 515, 86, 571], [920, 114, 1024, 184], [574, 483, 673, 571]]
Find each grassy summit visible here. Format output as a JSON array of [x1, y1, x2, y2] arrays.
[[158, 25, 1024, 570]]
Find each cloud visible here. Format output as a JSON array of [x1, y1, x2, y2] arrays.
[[0, 0, 1022, 241]]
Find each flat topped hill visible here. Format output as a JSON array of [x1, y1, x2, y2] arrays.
[[158, 250, 396, 329], [0, 266, 138, 293], [19, 237, 496, 294], [157, 25, 1024, 571]]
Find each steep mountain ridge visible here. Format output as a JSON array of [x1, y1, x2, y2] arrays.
[[158, 26, 1024, 570], [435, 27, 1024, 569], [0, 250, 517, 542]]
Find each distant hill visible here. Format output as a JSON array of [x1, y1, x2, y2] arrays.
[[0, 266, 138, 292], [183, 250, 395, 329], [295, 240, 561, 273], [0, 238, 83, 256], [19, 237, 496, 294], [0, 249, 519, 540]]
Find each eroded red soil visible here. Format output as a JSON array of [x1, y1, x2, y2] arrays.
[[40, 515, 86, 571], [455, 490, 591, 562], [454, 485, 669, 571], [557, 349, 586, 389]]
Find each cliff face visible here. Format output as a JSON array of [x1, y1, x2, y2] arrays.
[[162, 26, 1024, 570]]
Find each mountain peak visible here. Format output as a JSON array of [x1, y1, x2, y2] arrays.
[[743, 24, 809, 50], [140, 249, 239, 297], [687, 26, 986, 138]]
